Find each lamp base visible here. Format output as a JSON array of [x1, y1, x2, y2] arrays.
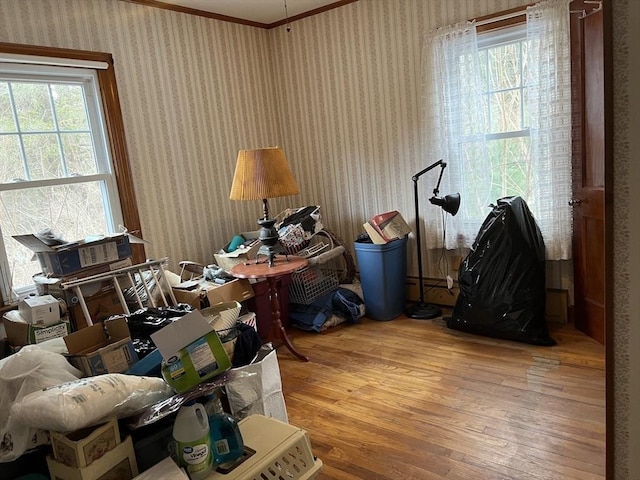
[[405, 302, 442, 319], [257, 217, 280, 267]]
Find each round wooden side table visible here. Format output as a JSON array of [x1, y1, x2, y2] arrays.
[[230, 255, 309, 362]]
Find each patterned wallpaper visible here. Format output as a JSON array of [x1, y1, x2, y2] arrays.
[[0, 0, 637, 476], [0, 0, 538, 278], [611, 0, 638, 478]]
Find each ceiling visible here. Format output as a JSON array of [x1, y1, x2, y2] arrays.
[[141, 0, 351, 26]]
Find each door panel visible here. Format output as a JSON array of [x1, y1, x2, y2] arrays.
[[572, 7, 606, 344]]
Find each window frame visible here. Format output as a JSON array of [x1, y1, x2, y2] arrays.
[[0, 42, 144, 307], [475, 23, 533, 210]]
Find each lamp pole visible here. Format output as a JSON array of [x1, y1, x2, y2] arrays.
[[406, 159, 446, 319]]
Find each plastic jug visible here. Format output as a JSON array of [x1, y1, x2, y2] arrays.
[[173, 402, 212, 479], [205, 392, 244, 465]]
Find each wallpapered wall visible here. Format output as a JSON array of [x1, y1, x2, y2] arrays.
[[0, 0, 538, 280], [0, 0, 637, 476]]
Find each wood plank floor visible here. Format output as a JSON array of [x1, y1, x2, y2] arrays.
[[277, 315, 605, 480]]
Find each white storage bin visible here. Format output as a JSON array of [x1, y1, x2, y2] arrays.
[[206, 414, 322, 480]]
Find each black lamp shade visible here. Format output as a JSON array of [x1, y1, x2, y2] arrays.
[[429, 193, 461, 216]]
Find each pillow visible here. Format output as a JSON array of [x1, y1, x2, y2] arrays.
[[11, 373, 173, 432]]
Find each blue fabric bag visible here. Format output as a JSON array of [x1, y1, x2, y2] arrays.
[[290, 287, 364, 332]]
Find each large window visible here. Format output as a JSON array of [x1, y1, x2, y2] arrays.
[[475, 25, 531, 217], [0, 45, 142, 304], [421, 1, 572, 260]]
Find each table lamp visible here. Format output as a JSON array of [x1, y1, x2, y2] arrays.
[[229, 147, 300, 267]]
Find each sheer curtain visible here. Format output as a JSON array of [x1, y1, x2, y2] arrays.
[[421, 0, 572, 260], [526, 0, 573, 260], [421, 21, 488, 250]]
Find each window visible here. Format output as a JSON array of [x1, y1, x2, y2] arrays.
[[0, 45, 142, 305], [421, 1, 572, 260], [475, 25, 531, 218]]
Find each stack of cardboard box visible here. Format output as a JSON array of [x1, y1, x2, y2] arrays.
[[47, 418, 139, 480], [3, 294, 72, 351], [14, 233, 135, 330]]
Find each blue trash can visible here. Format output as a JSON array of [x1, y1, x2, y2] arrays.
[[354, 236, 407, 321]]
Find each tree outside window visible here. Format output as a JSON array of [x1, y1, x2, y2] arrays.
[[0, 46, 142, 305]]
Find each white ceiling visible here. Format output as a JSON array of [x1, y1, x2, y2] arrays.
[[157, 0, 341, 25]]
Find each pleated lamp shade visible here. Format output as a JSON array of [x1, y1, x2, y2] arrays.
[[229, 147, 300, 201]]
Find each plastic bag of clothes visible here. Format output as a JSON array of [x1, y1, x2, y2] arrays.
[[1, 348, 82, 462], [448, 196, 555, 346], [289, 287, 365, 332], [124, 304, 194, 358]]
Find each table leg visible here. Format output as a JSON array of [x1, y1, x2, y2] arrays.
[[268, 277, 309, 362]]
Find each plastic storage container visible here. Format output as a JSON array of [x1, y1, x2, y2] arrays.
[[206, 414, 322, 479], [354, 236, 408, 321]]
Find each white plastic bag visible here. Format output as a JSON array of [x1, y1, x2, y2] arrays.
[[11, 373, 173, 432], [0, 347, 81, 462], [225, 344, 288, 423]]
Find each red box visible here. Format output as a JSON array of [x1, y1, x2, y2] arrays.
[[247, 274, 292, 341]]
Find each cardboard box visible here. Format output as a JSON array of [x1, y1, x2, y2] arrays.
[[51, 418, 120, 468], [13, 233, 133, 276], [367, 211, 412, 243], [3, 310, 72, 347], [172, 278, 254, 309], [64, 316, 138, 377], [68, 284, 127, 331], [18, 294, 60, 325], [150, 310, 232, 393], [33, 258, 133, 302], [34, 273, 130, 330], [213, 232, 261, 271], [133, 457, 189, 480], [47, 435, 138, 480]]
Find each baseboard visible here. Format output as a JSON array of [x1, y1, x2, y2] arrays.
[[405, 277, 568, 323]]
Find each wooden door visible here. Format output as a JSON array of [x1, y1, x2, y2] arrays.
[[571, 6, 608, 344]]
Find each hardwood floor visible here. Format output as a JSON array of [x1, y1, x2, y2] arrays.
[[277, 315, 605, 480]]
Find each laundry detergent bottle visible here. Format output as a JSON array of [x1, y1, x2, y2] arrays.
[[173, 401, 212, 479], [205, 391, 244, 465]]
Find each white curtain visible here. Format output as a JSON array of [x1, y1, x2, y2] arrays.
[[421, 0, 572, 260], [421, 21, 488, 250], [526, 0, 573, 260]]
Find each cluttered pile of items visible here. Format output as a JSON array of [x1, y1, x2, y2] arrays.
[[0, 229, 324, 480], [212, 205, 366, 334], [269, 206, 365, 333]]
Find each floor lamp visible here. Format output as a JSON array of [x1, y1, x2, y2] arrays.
[[406, 160, 461, 319]]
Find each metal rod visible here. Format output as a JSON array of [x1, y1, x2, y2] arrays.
[[150, 267, 168, 306], [159, 263, 178, 306], [127, 271, 144, 309], [138, 268, 156, 308], [112, 276, 131, 315], [60, 258, 170, 288], [73, 285, 92, 326]]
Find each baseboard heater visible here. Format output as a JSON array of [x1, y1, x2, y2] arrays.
[[405, 277, 568, 324]]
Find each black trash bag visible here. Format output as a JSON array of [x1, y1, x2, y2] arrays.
[[448, 196, 556, 346]]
